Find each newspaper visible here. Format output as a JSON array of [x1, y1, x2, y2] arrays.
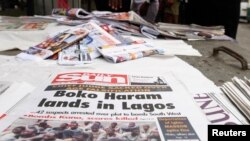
[[156, 23, 225, 36], [51, 9, 152, 28], [57, 17, 88, 26], [52, 8, 92, 19], [156, 23, 233, 41], [0, 71, 208, 141], [122, 36, 202, 57], [97, 43, 165, 63], [193, 92, 249, 125], [0, 81, 35, 120], [99, 23, 134, 45], [96, 12, 159, 39], [97, 11, 154, 28], [0, 16, 50, 31], [51, 10, 190, 40], [97, 18, 186, 40], [140, 26, 160, 39], [16, 26, 89, 61], [110, 22, 143, 37], [169, 72, 248, 125], [127, 11, 154, 28], [99, 12, 130, 21], [80, 22, 122, 59], [220, 77, 250, 121], [47, 21, 122, 60], [0, 22, 48, 31], [58, 44, 92, 66]]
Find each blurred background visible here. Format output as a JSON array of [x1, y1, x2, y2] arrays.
[[0, 0, 250, 52]]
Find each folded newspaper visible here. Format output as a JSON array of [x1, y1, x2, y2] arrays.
[[0, 71, 208, 141], [156, 23, 225, 36], [52, 8, 92, 19], [193, 92, 249, 124], [220, 77, 250, 121], [96, 11, 154, 28], [156, 23, 233, 41], [97, 43, 165, 63], [51, 10, 184, 40], [98, 23, 134, 45], [140, 25, 160, 39], [97, 18, 182, 39], [16, 25, 89, 61], [80, 22, 122, 59], [58, 44, 92, 66], [28, 21, 123, 62]]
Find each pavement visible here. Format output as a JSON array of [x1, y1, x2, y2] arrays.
[[237, 23, 250, 52]]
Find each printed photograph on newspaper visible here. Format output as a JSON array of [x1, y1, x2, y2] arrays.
[[58, 44, 92, 66], [81, 22, 122, 59], [0, 71, 208, 141]]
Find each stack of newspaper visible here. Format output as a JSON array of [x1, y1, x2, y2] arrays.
[[156, 23, 232, 41], [15, 8, 202, 65], [16, 21, 148, 64], [49, 8, 232, 41], [52, 8, 93, 25], [51, 8, 160, 39], [220, 77, 250, 121], [16, 21, 200, 64]]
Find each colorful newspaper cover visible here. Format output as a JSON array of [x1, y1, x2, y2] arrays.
[[16, 26, 89, 61], [56, 22, 122, 60], [0, 71, 208, 141]]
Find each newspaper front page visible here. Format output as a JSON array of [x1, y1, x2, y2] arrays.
[[0, 71, 208, 141]]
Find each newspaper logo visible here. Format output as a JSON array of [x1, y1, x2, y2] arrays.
[[52, 72, 128, 84]]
